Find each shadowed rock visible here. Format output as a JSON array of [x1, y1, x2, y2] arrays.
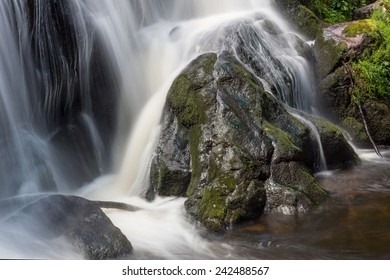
[[4, 194, 133, 259]]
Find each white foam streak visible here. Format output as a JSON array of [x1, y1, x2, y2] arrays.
[[104, 197, 230, 259]]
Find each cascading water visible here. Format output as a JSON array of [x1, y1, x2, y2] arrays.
[[0, 0, 325, 259]]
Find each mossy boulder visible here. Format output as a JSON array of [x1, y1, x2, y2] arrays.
[[149, 52, 358, 232]]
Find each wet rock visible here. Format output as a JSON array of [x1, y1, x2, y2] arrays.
[[275, 0, 322, 39], [304, 113, 360, 169], [353, 1, 385, 20], [5, 194, 133, 259], [149, 52, 358, 232], [360, 100, 390, 145], [265, 162, 323, 214]]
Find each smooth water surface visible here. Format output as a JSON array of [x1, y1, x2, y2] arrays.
[[223, 150, 390, 259]]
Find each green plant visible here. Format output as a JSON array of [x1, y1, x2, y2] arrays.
[[352, 8, 390, 101], [306, 0, 370, 24]]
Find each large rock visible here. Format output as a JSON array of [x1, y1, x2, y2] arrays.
[[4, 194, 133, 259], [149, 52, 359, 232]]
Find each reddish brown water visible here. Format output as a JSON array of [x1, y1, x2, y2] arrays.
[[223, 150, 390, 259]]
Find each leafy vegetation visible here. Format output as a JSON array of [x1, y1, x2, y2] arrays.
[[352, 7, 390, 101], [303, 0, 370, 23]]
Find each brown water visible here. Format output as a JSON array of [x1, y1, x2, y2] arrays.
[[223, 149, 390, 259]]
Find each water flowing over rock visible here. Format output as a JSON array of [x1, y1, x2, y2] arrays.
[[2, 195, 133, 259], [149, 52, 359, 232]]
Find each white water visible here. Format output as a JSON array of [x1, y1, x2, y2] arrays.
[[0, 0, 324, 259], [291, 112, 328, 171]]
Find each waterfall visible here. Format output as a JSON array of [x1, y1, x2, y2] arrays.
[[291, 112, 328, 171], [110, 0, 319, 197], [0, 0, 322, 259]]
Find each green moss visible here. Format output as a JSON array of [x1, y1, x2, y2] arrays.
[[343, 19, 377, 37], [219, 173, 237, 191], [167, 75, 207, 128], [200, 53, 217, 76], [186, 125, 203, 197], [208, 149, 238, 192], [231, 61, 263, 92], [308, 114, 340, 135], [166, 54, 220, 197], [263, 121, 300, 162], [167, 75, 207, 197], [199, 187, 227, 221], [167, 75, 190, 109], [351, 8, 390, 101], [243, 160, 256, 177], [167, 53, 217, 129], [292, 5, 322, 38]]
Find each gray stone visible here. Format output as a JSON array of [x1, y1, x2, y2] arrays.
[[353, 1, 385, 20], [5, 194, 133, 259]]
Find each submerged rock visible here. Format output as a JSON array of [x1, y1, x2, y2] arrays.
[[149, 52, 358, 232], [4, 194, 133, 259]]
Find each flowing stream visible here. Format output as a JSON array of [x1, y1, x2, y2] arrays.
[[0, 0, 389, 259]]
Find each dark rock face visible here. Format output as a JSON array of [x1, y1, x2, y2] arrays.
[[149, 52, 358, 232], [4, 195, 133, 259]]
